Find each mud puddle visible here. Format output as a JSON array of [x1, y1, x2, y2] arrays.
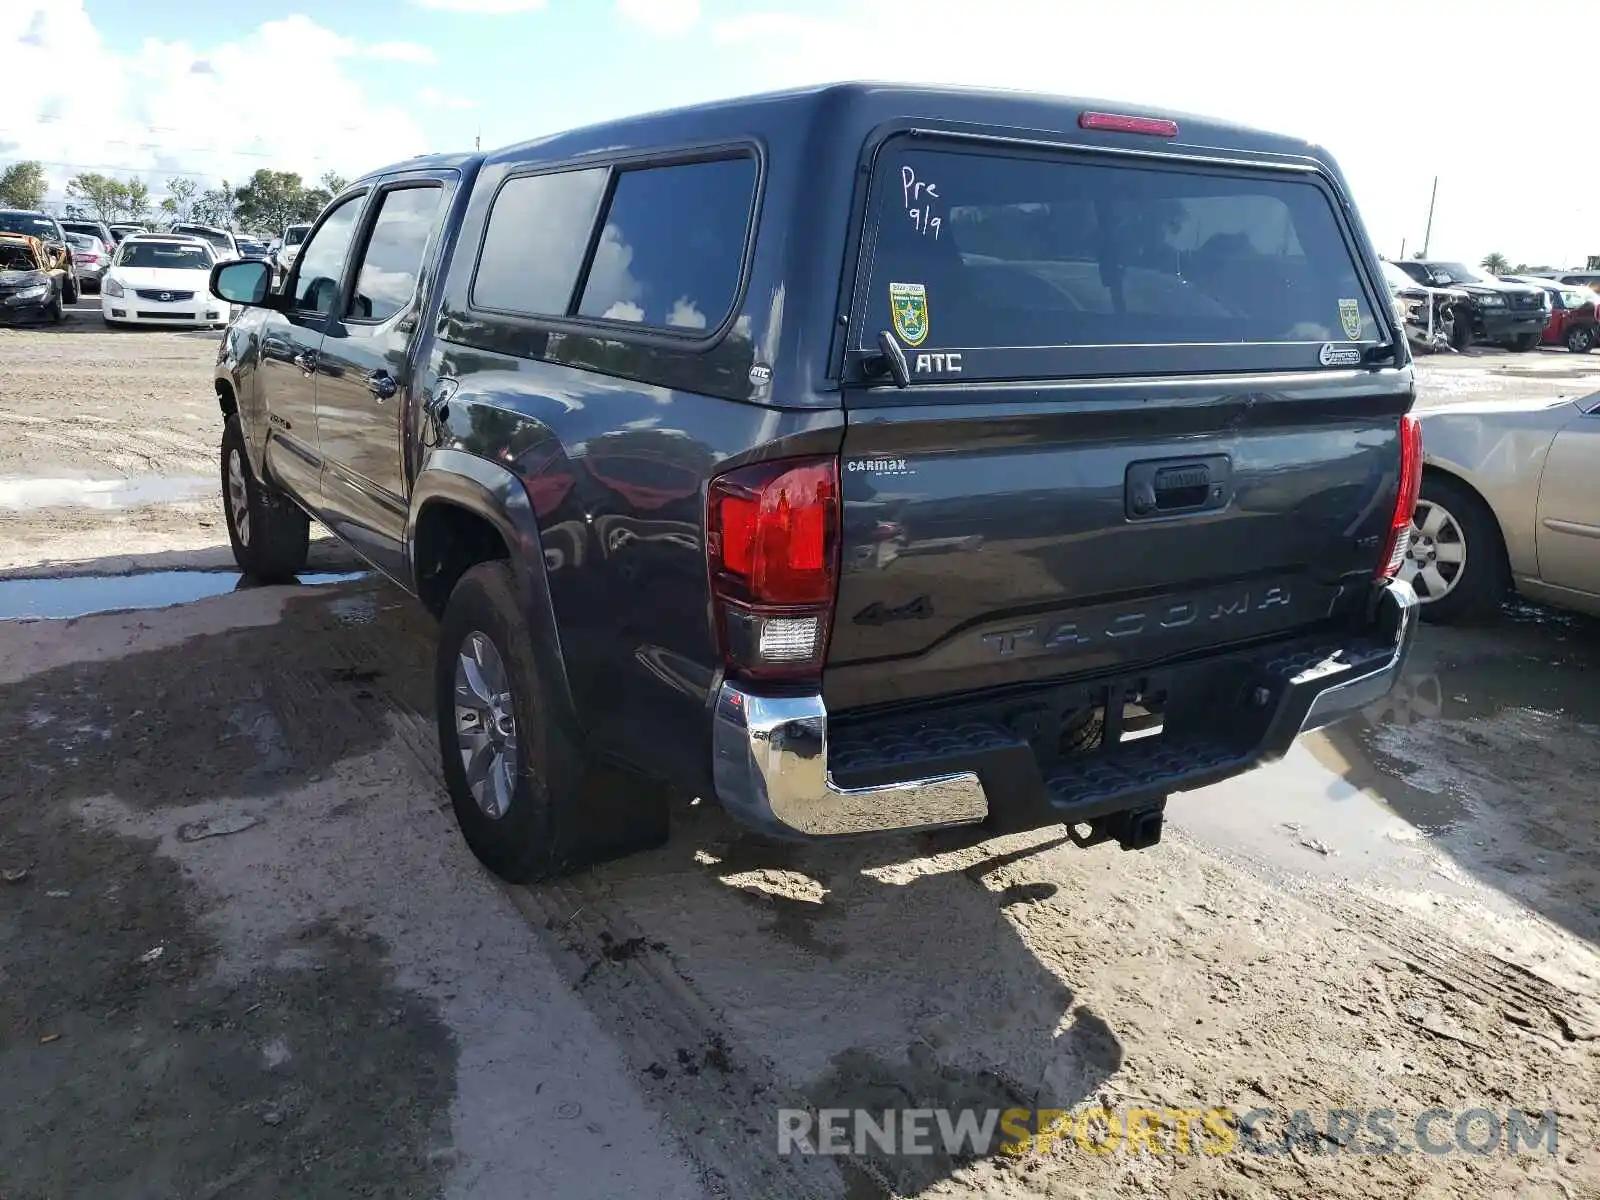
[[0, 570, 366, 621], [1172, 604, 1600, 945], [0, 474, 214, 510]]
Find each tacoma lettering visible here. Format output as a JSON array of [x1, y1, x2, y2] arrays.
[[985, 589, 1294, 657]]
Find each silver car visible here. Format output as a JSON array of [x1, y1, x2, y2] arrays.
[[1409, 396, 1600, 621], [64, 232, 109, 291]]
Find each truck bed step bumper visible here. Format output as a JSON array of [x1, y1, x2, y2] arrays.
[[711, 579, 1418, 840]]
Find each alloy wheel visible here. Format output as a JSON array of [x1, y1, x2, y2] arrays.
[[454, 631, 520, 820], [1399, 499, 1466, 601], [227, 448, 250, 547]]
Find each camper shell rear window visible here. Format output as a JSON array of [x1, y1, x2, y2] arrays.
[[854, 138, 1386, 381]]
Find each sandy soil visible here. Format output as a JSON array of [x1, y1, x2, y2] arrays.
[[0, 310, 1597, 1198]]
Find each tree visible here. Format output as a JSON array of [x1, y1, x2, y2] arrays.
[[159, 177, 198, 226], [1480, 252, 1510, 275], [63, 172, 151, 223], [191, 180, 237, 229], [0, 161, 47, 209], [234, 169, 313, 233], [319, 170, 348, 196], [124, 178, 152, 224]]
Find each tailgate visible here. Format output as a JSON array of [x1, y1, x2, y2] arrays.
[[825, 128, 1406, 713], [824, 376, 1408, 712]]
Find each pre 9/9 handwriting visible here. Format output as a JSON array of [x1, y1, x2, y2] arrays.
[[901, 165, 942, 240]]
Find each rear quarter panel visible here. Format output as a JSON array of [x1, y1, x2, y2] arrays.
[[1417, 400, 1577, 579], [420, 342, 841, 796]]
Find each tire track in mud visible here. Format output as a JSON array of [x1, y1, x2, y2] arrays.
[[318, 591, 860, 1200], [1320, 889, 1600, 1047]]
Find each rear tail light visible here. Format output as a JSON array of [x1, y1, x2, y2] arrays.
[[707, 455, 840, 684], [1376, 415, 1422, 580], [1078, 111, 1180, 137]]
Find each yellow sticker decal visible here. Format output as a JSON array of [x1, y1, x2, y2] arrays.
[[1338, 298, 1362, 341], [890, 281, 929, 347]]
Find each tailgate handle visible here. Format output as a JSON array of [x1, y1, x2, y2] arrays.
[[1154, 464, 1210, 498], [1127, 455, 1232, 518]]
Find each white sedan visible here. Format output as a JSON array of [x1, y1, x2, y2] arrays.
[[101, 234, 230, 328]]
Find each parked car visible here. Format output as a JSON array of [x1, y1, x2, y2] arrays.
[[207, 83, 1418, 883], [0, 233, 67, 324], [108, 223, 148, 244], [102, 233, 228, 328], [236, 236, 271, 260], [1500, 275, 1597, 353], [169, 222, 239, 261], [1393, 260, 1548, 349], [60, 218, 117, 252], [1543, 269, 1600, 291], [1381, 259, 1468, 352], [1410, 397, 1600, 621], [64, 231, 110, 292], [0, 209, 78, 302], [273, 222, 311, 279]]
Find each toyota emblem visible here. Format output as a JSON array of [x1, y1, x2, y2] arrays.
[[159, 292, 172, 302]]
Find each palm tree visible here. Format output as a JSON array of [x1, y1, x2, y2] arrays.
[[1480, 252, 1511, 275]]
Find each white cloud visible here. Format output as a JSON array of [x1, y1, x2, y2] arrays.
[[709, 1, 1600, 269], [601, 300, 645, 323], [365, 41, 437, 64], [616, 0, 701, 36], [408, 0, 546, 11], [712, 12, 817, 43], [0, 3, 428, 212], [418, 86, 479, 112], [666, 296, 706, 329]]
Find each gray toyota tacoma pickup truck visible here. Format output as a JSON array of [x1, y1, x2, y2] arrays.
[[208, 83, 1421, 882]]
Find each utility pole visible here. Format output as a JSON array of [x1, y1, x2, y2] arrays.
[[1398, 237, 1406, 262], [1420, 175, 1438, 258], [475, 128, 481, 152]]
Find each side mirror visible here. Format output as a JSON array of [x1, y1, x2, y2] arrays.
[[211, 259, 275, 307]]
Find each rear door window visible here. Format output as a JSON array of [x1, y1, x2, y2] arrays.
[[347, 185, 444, 323], [857, 143, 1382, 379]]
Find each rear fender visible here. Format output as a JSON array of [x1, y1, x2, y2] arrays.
[[408, 448, 578, 727]]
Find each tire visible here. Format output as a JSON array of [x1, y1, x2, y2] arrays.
[[221, 414, 309, 582], [49, 292, 65, 324], [64, 276, 78, 305], [1447, 310, 1471, 351], [1566, 324, 1594, 354], [1400, 474, 1507, 624], [1510, 333, 1540, 352], [435, 562, 588, 883]]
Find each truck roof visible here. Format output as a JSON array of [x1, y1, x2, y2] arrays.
[[481, 81, 1330, 170], [352, 150, 482, 188]]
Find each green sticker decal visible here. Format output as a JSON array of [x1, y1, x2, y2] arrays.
[[890, 281, 929, 347], [1338, 298, 1362, 341]]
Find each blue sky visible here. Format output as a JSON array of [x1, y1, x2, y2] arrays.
[[7, 0, 1597, 267]]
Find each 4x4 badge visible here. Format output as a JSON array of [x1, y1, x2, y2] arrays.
[[889, 281, 929, 347]]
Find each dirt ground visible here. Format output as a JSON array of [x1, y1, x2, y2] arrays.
[[1, 307, 1598, 1199]]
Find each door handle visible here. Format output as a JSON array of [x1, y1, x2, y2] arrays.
[[367, 371, 398, 401], [292, 350, 317, 375]]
